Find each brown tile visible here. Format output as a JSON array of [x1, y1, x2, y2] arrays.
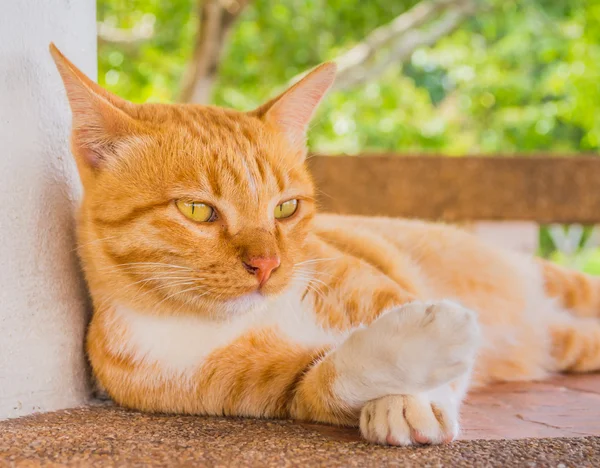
[[548, 373, 600, 395], [461, 374, 600, 440]]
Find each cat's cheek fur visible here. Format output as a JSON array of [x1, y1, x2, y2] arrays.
[[330, 300, 480, 410]]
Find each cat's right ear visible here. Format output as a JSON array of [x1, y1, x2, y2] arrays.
[[49, 43, 142, 174]]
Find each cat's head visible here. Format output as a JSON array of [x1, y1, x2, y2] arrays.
[[50, 43, 335, 316]]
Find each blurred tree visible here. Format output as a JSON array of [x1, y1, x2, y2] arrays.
[[329, 0, 478, 92], [98, 0, 600, 155], [178, 0, 251, 103]]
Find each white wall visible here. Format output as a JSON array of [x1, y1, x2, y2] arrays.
[[0, 1, 96, 419]]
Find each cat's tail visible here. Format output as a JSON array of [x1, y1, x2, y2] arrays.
[[539, 259, 600, 318], [539, 259, 600, 372]]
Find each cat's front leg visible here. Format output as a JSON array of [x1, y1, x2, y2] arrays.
[[332, 300, 480, 444]]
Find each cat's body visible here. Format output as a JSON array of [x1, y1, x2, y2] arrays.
[[50, 44, 600, 446]]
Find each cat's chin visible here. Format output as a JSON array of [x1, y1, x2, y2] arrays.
[[217, 291, 272, 317]]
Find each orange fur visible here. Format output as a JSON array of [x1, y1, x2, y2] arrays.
[[539, 259, 600, 318], [50, 43, 600, 445]]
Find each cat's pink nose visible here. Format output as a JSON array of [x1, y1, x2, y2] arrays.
[[242, 256, 280, 287]]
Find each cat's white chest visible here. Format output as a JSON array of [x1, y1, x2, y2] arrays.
[[112, 292, 343, 376]]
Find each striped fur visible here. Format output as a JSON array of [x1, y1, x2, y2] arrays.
[[50, 44, 600, 446]]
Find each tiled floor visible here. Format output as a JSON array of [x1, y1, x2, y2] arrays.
[[461, 374, 600, 440]]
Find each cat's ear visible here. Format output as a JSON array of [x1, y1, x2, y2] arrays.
[[252, 62, 337, 156], [49, 43, 142, 171]]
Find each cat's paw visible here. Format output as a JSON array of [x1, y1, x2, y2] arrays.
[[333, 300, 480, 407], [360, 388, 460, 446]]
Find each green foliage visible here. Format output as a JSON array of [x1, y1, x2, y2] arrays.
[[98, 0, 196, 102], [98, 0, 600, 155], [548, 248, 600, 276]]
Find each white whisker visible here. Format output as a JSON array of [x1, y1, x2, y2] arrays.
[[97, 262, 194, 272], [293, 257, 340, 267]]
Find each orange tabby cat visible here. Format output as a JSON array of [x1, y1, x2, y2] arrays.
[[50, 43, 600, 446]]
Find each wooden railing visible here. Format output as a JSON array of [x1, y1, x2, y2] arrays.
[[309, 155, 600, 224]]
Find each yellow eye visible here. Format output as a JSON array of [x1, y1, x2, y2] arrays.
[[176, 200, 216, 223], [275, 199, 298, 219]]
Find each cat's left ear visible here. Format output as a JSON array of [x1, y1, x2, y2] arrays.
[[252, 62, 337, 156]]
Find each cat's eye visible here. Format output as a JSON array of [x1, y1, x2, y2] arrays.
[[176, 200, 216, 223], [274, 199, 299, 219]]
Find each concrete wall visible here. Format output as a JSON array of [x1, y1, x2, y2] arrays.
[[0, 1, 96, 419]]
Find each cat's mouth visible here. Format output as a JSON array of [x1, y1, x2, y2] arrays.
[[241, 282, 285, 299], [151, 266, 291, 311], [220, 277, 290, 307]]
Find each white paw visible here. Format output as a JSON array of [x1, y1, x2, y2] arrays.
[[360, 388, 460, 446], [333, 300, 480, 407]]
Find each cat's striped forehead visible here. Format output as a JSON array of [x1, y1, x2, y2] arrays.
[[134, 104, 312, 202], [136, 104, 260, 142]]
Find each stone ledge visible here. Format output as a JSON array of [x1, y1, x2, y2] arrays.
[[1, 374, 599, 467]]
